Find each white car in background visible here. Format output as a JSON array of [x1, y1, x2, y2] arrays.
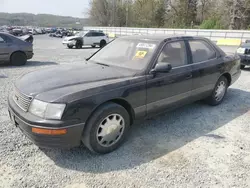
[[62, 30, 109, 49]]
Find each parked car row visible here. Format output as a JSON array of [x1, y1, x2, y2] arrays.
[[0, 26, 81, 37], [6, 34, 242, 154], [49, 30, 74, 38], [0, 26, 45, 36]]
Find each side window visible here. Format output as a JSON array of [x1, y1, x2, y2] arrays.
[[98, 32, 105, 36], [157, 41, 187, 68], [92, 32, 99, 37], [189, 40, 216, 63], [85, 32, 93, 37], [0, 35, 12, 43]]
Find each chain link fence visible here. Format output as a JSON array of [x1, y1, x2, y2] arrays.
[[83, 26, 250, 42]]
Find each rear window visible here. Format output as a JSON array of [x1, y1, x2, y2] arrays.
[[189, 40, 216, 63], [0, 36, 4, 43], [0, 34, 12, 43]]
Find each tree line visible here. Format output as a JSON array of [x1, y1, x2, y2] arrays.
[[89, 0, 250, 30], [0, 13, 90, 28]]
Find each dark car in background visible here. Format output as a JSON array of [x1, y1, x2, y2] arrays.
[[236, 42, 250, 69], [0, 32, 33, 66], [49, 30, 63, 38], [8, 35, 240, 154]]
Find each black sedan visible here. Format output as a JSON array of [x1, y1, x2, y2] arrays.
[[8, 35, 241, 154]]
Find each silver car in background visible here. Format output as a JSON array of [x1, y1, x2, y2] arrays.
[[0, 32, 33, 66]]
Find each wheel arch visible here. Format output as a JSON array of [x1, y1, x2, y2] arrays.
[[10, 50, 27, 60], [100, 39, 107, 44], [85, 98, 135, 127], [221, 72, 232, 86]]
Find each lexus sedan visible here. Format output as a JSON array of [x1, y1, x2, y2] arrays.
[[0, 32, 33, 66], [8, 35, 241, 154]]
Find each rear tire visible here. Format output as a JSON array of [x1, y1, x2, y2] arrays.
[[82, 102, 130, 154], [241, 65, 245, 69], [100, 40, 107, 48], [205, 76, 228, 106], [10, 52, 27, 66], [91, 45, 96, 48]]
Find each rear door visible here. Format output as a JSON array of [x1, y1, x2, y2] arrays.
[[0, 34, 12, 61], [146, 40, 193, 115], [187, 39, 222, 100]]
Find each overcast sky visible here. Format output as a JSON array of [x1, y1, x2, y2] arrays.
[[0, 0, 90, 18]]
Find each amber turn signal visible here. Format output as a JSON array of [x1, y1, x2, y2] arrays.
[[32, 127, 67, 135]]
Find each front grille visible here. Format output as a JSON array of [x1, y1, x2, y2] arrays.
[[13, 89, 33, 112]]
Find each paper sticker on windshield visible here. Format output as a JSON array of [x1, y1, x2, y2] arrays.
[[134, 51, 147, 59], [137, 43, 156, 49]]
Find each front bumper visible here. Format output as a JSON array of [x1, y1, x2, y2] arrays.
[[25, 51, 34, 60], [238, 54, 250, 65], [8, 96, 85, 149], [62, 40, 76, 46]]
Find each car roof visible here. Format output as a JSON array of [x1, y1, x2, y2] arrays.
[[88, 30, 104, 33], [120, 35, 207, 42], [0, 32, 12, 37]]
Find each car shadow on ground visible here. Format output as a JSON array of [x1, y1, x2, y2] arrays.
[[0, 61, 57, 68], [66, 46, 98, 50], [43, 88, 250, 173], [25, 61, 58, 67]]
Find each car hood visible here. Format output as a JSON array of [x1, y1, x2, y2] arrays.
[[15, 63, 136, 98], [64, 36, 81, 41]]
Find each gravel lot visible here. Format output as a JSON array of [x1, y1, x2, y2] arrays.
[[0, 35, 250, 188]]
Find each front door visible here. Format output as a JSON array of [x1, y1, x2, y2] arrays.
[[0, 35, 10, 61], [146, 40, 193, 115]]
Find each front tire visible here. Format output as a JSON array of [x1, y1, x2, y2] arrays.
[[205, 76, 228, 106], [82, 102, 130, 154], [10, 52, 27, 66], [67, 44, 73, 49], [75, 41, 82, 49]]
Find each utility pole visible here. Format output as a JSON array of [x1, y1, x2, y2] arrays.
[[126, 3, 129, 27], [125, 0, 130, 27], [112, 0, 115, 26]]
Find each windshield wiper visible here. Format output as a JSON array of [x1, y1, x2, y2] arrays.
[[95, 62, 110, 67]]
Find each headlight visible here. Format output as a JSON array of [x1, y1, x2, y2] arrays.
[[29, 99, 66, 120], [237, 47, 245, 54]]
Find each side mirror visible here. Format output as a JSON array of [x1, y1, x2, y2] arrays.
[[151, 62, 172, 74]]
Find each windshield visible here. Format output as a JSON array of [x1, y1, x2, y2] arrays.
[[89, 38, 159, 70]]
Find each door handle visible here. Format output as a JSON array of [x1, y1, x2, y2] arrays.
[[186, 74, 192, 79], [217, 64, 223, 69]]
